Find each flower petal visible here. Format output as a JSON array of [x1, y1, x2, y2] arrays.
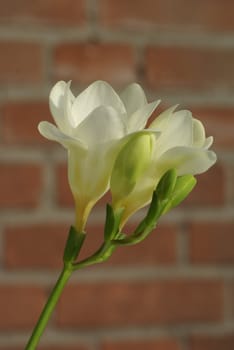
[[192, 118, 206, 147], [68, 142, 121, 219], [154, 110, 193, 157], [49, 81, 74, 133], [71, 80, 126, 126], [63, 80, 79, 130], [74, 105, 127, 147], [128, 100, 161, 132], [120, 83, 147, 115], [116, 164, 158, 225], [149, 105, 178, 130], [156, 146, 217, 176], [38, 121, 86, 149], [204, 136, 213, 149]]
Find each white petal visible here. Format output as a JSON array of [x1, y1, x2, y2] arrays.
[[154, 110, 193, 157], [156, 146, 217, 176], [74, 106, 127, 147], [68, 142, 119, 204], [128, 100, 161, 132], [204, 136, 213, 149], [49, 81, 74, 133], [192, 118, 206, 147], [38, 121, 86, 149], [120, 83, 147, 115], [49, 81, 66, 119], [71, 80, 126, 126], [63, 80, 76, 129], [149, 105, 178, 130]]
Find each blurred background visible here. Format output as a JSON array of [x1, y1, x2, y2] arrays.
[[0, 1, 234, 349]]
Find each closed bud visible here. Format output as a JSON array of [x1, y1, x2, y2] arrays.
[[163, 174, 197, 214], [110, 133, 155, 206], [156, 168, 177, 201]]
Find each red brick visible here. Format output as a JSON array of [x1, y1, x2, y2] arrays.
[[189, 222, 234, 264], [0, 285, 45, 330], [54, 43, 135, 85], [56, 163, 73, 207], [0, 164, 43, 208], [5, 224, 69, 269], [0, 42, 43, 84], [100, 0, 234, 33], [229, 164, 234, 205], [189, 334, 234, 350], [191, 107, 234, 150], [1, 101, 53, 146], [57, 280, 223, 328], [146, 47, 234, 91], [0, 0, 85, 26], [102, 339, 180, 350], [230, 282, 234, 317], [182, 163, 225, 207]]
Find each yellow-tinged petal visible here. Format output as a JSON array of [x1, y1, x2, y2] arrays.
[[111, 132, 155, 208]]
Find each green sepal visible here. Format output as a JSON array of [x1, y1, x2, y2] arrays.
[[144, 190, 162, 227], [104, 204, 124, 241], [163, 174, 197, 214], [63, 226, 86, 264], [156, 168, 177, 201], [111, 225, 152, 246], [112, 189, 162, 246]]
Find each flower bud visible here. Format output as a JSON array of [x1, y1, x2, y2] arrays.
[[110, 133, 155, 206], [162, 174, 197, 214]]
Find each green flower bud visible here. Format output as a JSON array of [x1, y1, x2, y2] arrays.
[[163, 174, 197, 214], [156, 168, 177, 201], [110, 133, 155, 206]]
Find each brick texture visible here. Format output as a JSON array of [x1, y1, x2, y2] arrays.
[[229, 282, 234, 317], [189, 222, 234, 264], [101, 339, 181, 350], [0, 285, 45, 330], [189, 334, 234, 350], [1, 101, 52, 145], [0, 0, 85, 26], [146, 47, 234, 91], [56, 163, 73, 207], [5, 224, 69, 269], [100, 0, 234, 33], [54, 43, 135, 85], [0, 164, 43, 208], [0, 42, 43, 84], [57, 280, 223, 327], [183, 163, 225, 207]]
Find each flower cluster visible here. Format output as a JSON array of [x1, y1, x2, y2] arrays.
[[39, 80, 216, 231]]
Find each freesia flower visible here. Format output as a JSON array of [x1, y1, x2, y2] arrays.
[[110, 105, 217, 224], [38, 80, 160, 231]]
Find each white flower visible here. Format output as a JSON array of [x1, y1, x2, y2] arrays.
[[38, 80, 160, 231], [111, 105, 217, 224]]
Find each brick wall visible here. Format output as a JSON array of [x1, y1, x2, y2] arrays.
[[0, 1, 233, 349]]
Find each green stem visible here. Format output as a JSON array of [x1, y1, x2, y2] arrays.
[[25, 264, 72, 350]]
